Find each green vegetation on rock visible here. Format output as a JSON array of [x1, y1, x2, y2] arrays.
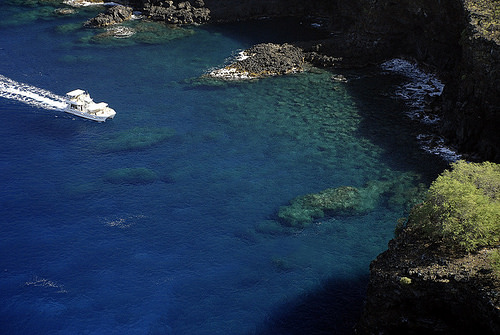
[[409, 160, 500, 253], [399, 276, 412, 285], [490, 249, 500, 278], [465, 0, 500, 43]]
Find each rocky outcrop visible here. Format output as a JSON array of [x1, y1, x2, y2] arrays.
[[202, 0, 334, 22], [142, 0, 210, 24], [207, 43, 306, 80], [440, 0, 500, 162], [84, 5, 133, 28], [356, 225, 500, 334]]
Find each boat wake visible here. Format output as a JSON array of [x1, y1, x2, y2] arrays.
[[0, 74, 67, 111]]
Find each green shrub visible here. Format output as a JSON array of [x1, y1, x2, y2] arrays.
[[489, 250, 500, 278], [399, 276, 412, 285], [409, 160, 500, 253]]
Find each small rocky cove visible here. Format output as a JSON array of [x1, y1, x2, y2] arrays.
[[56, 0, 500, 333]]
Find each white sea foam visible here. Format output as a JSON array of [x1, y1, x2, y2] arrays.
[[106, 26, 136, 38], [381, 58, 444, 123], [206, 50, 254, 80], [417, 134, 462, 161], [235, 51, 250, 61], [25, 276, 67, 293], [208, 66, 252, 80], [131, 12, 143, 20], [63, 0, 120, 7], [103, 214, 147, 229], [381, 59, 460, 161], [0, 75, 67, 111]]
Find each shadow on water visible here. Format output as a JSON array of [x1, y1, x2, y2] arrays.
[[203, 17, 331, 46], [202, 18, 449, 183], [251, 275, 369, 335], [337, 66, 450, 182]]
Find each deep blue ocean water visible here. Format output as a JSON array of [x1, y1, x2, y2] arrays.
[[0, 2, 449, 334]]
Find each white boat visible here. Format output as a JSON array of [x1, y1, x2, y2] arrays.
[[65, 89, 116, 122]]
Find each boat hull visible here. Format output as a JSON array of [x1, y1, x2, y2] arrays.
[[64, 89, 116, 122], [64, 107, 112, 122]]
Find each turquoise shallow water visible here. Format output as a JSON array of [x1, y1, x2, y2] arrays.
[[0, 2, 448, 334]]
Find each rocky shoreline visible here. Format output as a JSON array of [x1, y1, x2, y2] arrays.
[[143, 0, 210, 25], [356, 225, 500, 334], [76, 0, 499, 162], [84, 4, 133, 27]]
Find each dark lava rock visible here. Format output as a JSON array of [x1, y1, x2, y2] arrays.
[[84, 5, 134, 28], [143, 0, 210, 25], [239, 43, 305, 75], [356, 225, 500, 334], [208, 43, 306, 79]]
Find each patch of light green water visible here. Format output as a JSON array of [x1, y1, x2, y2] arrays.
[[186, 69, 435, 279], [198, 70, 390, 186], [53, 18, 196, 48], [0, 0, 98, 27]]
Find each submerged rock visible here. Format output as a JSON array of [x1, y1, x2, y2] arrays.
[[87, 20, 195, 45], [275, 173, 426, 228], [84, 5, 133, 28], [93, 25, 136, 39], [104, 168, 159, 185], [277, 186, 362, 228], [98, 127, 176, 152], [54, 8, 76, 15], [207, 43, 306, 80]]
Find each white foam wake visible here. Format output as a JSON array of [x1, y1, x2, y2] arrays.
[[0, 75, 67, 111]]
